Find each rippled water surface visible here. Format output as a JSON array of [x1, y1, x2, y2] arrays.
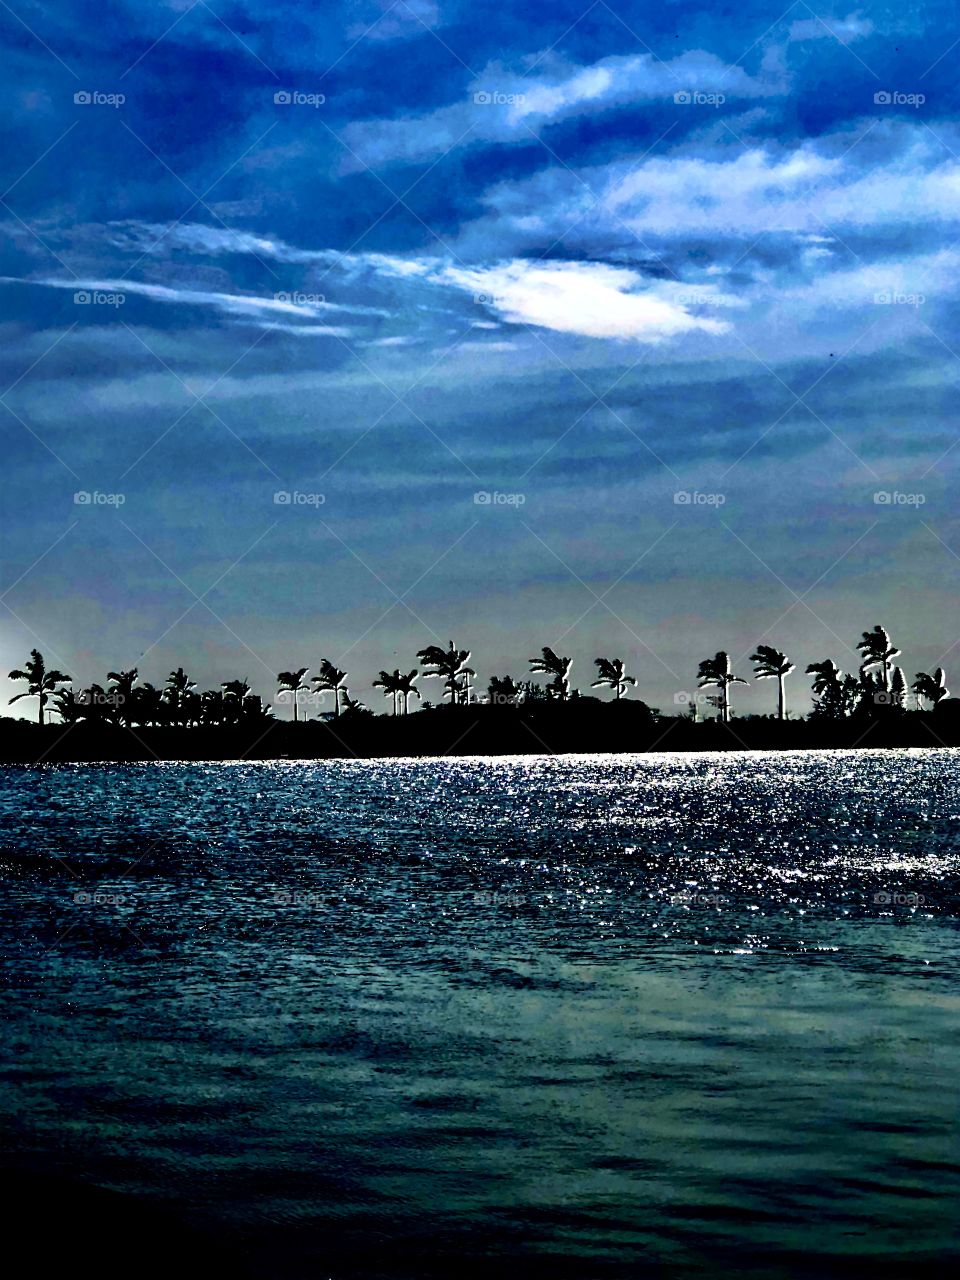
[[2, 750, 959, 1277]]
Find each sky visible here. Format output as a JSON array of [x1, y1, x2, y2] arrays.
[[1, 0, 958, 720]]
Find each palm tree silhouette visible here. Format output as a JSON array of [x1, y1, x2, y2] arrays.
[[857, 625, 900, 692], [221, 679, 251, 725], [164, 668, 196, 728], [51, 686, 84, 725], [697, 651, 747, 723], [312, 659, 349, 717], [8, 649, 71, 724], [134, 682, 166, 727], [277, 668, 310, 722], [750, 646, 795, 720], [913, 668, 950, 710], [487, 675, 523, 706], [417, 642, 475, 705], [201, 689, 227, 725], [396, 669, 421, 715], [591, 657, 636, 701], [530, 647, 572, 700], [373, 669, 403, 715], [107, 668, 139, 728], [805, 659, 859, 719]]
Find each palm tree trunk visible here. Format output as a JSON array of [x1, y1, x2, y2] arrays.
[[293, 693, 298, 723], [38, 695, 45, 726], [778, 675, 785, 721]]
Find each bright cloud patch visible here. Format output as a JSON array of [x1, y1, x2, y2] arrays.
[[437, 260, 732, 342]]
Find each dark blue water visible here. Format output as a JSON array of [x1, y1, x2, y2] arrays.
[[2, 750, 959, 1277]]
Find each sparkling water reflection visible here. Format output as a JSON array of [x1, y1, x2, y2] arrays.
[[1, 750, 959, 1277]]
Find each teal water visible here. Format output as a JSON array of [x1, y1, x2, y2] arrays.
[[1, 750, 959, 1277]]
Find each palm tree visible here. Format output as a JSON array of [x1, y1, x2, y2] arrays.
[[591, 657, 636, 701], [417, 641, 475, 705], [201, 689, 227, 726], [8, 649, 71, 724], [373, 669, 403, 715], [134, 682, 166, 727], [529, 647, 572, 700], [913, 668, 950, 710], [221, 678, 251, 725], [396, 669, 421, 715], [107, 668, 139, 728], [312, 659, 349, 717], [487, 675, 523, 706], [164, 667, 196, 728], [857, 625, 900, 692], [697, 651, 747, 723], [806, 659, 859, 719], [51, 686, 84, 725], [277, 668, 310, 722], [750, 645, 794, 720]]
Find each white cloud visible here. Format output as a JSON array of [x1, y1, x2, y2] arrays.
[[436, 260, 731, 341], [341, 49, 776, 170]]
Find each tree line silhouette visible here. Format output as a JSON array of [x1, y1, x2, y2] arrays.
[[6, 626, 951, 728]]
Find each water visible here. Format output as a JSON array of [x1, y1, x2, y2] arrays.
[[1, 749, 959, 1277]]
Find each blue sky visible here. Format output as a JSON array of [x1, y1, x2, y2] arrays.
[[1, 0, 958, 718]]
